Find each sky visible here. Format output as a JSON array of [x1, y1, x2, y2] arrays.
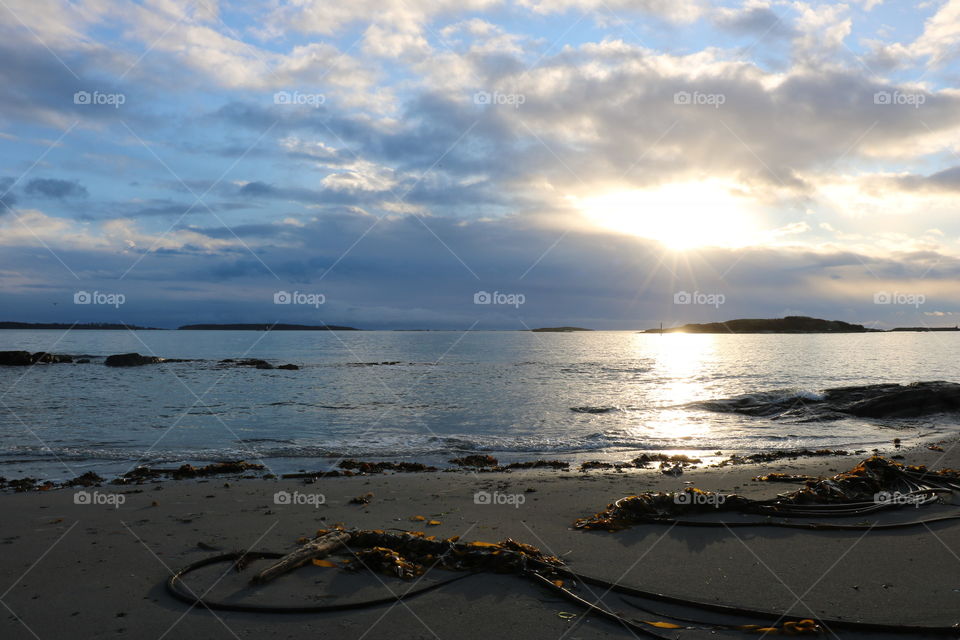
[[1, 0, 959, 330]]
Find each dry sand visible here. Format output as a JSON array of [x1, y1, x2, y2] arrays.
[[2, 440, 959, 639]]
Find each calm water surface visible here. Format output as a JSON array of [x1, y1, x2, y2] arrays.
[[1, 330, 956, 479]]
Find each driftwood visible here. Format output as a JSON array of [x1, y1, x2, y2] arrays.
[[250, 531, 352, 584]]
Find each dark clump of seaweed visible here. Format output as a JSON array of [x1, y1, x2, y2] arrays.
[[503, 460, 569, 470], [717, 448, 848, 466], [574, 456, 960, 531], [753, 473, 816, 483], [114, 461, 264, 484], [578, 453, 703, 472], [338, 460, 438, 473], [63, 471, 105, 487], [449, 454, 498, 467]]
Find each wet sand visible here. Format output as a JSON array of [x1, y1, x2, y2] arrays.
[[2, 440, 959, 639]]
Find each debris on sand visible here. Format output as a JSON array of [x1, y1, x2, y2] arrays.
[[114, 461, 264, 483], [338, 460, 438, 473], [449, 454, 498, 467], [575, 456, 960, 531]]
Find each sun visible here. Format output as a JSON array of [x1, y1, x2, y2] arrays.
[[574, 181, 760, 250]]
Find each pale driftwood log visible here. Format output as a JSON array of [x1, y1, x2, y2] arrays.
[[250, 531, 352, 585]]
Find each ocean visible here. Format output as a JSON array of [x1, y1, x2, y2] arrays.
[[1, 329, 956, 480]]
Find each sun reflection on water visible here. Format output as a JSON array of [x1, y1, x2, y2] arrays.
[[635, 332, 719, 441]]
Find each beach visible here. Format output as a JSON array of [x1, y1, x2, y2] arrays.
[[2, 440, 958, 639]]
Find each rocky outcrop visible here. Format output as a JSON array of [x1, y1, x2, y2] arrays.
[[0, 351, 74, 365], [696, 381, 960, 421], [104, 353, 165, 367]]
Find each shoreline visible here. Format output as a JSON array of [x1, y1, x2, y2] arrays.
[[2, 438, 959, 638]]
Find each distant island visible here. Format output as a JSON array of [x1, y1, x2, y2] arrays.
[[645, 316, 876, 334], [889, 326, 960, 332], [0, 322, 160, 330], [531, 327, 592, 332], [178, 323, 358, 331]]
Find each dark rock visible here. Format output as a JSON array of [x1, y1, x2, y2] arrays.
[[105, 353, 164, 367], [0, 351, 34, 366], [277, 364, 299, 370], [32, 352, 74, 364], [697, 381, 960, 421], [76, 359, 91, 364], [831, 381, 960, 418]]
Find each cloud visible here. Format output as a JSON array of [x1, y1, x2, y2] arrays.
[[24, 178, 88, 199], [0, 177, 17, 211]]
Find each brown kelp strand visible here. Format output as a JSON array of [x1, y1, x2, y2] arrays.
[[575, 456, 960, 530], [312, 528, 564, 579]]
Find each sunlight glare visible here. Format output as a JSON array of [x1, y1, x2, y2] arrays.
[[575, 181, 760, 250]]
